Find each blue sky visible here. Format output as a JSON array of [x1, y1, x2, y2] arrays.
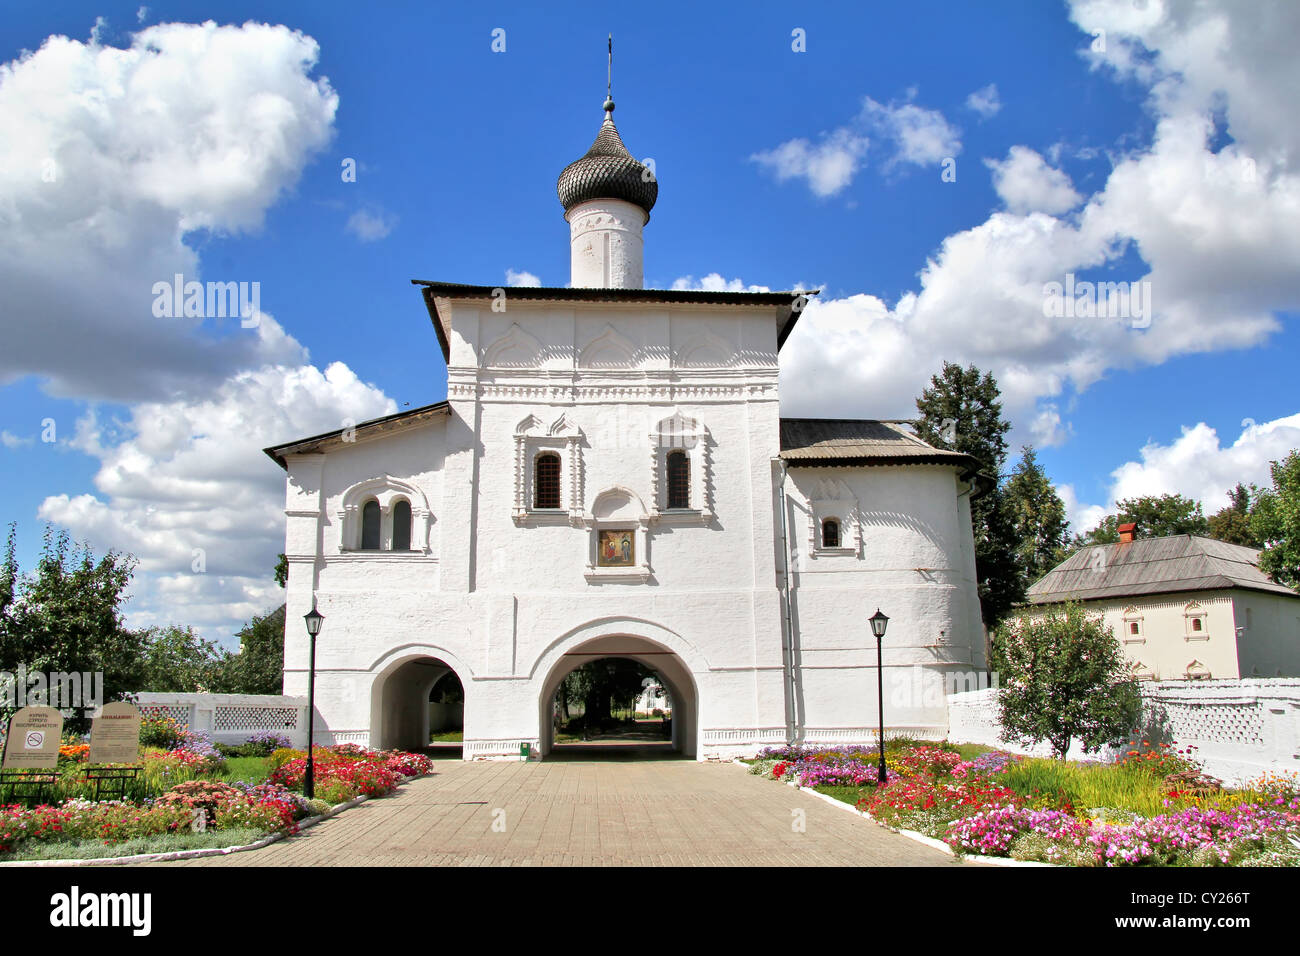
[[1, 0, 1297, 644]]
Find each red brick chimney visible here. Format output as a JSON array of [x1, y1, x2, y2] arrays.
[[1118, 522, 1137, 544]]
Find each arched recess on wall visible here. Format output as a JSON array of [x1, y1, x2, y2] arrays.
[[338, 476, 433, 551], [367, 644, 474, 752]]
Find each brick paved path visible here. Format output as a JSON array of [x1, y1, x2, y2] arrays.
[[158, 758, 971, 867]]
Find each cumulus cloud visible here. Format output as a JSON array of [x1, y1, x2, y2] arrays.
[[1, 431, 34, 449], [346, 206, 397, 242], [1059, 413, 1300, 535], [966, 83, 1002, 119], [985, 146, 1084, 215], [859, 96, 961, 168], [38, 362, 396, 643], [671, 273, 773, 293], [506, 268, 542, 287], [750, 93, 958, 196], [1107, 414, 1300, 510], [0, 21, 339, 402], [781, 0, 1300, 450], [749, 128, 870, 198]]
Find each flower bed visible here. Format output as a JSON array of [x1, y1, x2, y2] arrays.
[[748, 740, 1300, 867], [0, 740, 433, 862]]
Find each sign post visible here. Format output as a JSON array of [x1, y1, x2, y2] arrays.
[[0, 706, 64, 805]]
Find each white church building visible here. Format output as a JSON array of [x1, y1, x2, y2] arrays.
[[266, 91, 987, 760]]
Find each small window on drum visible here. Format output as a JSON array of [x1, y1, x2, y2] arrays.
[[391, 500, 412, 551], [822, 519, 840, 548], [534, 453, 561, 509], [666, 450, 690, 509], [361, 499, 381, 550]]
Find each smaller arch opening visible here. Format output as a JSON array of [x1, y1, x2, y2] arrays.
[[392, 499, 412, 551], [361, 499, 381, 550]]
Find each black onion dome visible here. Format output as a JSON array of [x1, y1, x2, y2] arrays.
[[557, 106, 658, 219]]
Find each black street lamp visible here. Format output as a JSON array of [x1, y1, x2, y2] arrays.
[[869, 608, 890, 785], [303, 601, 325, 800]]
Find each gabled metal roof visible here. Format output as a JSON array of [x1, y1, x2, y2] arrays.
[[1026, 534, 1299, 603], [263, 402, 450, 469], [779, 418, 983, 472]]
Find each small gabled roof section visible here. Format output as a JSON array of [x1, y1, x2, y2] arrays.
[[263, 401, 450, 469], [779, 418, 984, 474], [412, 280, 816, 363], [1026, 534, 1299, 603]]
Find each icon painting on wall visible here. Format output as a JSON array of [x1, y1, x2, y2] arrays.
[[598, 529, 634, 567]]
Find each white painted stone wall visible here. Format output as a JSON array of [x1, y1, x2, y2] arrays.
[[277, 295, 985, 760], [133, 693, 309, 748], [947, 680, 1300, 785]]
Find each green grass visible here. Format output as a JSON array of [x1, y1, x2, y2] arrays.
[[813, 785, 873, 807], [2, 828, 267, 861], [429, 731, 463, 743], [218, 757, 272, 785], [998, 757, 1200, 817], [952, 743, 996, 761]]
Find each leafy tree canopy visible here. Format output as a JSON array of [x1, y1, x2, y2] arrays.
[[1252, 450, 1300, 589], [992, 601, 1142, 759]]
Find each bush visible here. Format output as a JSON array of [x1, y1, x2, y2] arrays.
[[139, 714, 186, 750]]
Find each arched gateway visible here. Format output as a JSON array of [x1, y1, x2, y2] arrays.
[[537, 634, 699, 757]]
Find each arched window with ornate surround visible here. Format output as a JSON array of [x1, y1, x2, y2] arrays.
[[391, 499, 412, 550], [666, 450, 690, 509], [534, 452, 562, 509], [821, 518, 841, 549]]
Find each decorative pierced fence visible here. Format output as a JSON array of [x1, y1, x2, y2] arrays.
[[133, 693, 309, 748], [946, 679, 1300, 784]]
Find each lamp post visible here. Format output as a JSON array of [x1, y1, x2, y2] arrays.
[[869, 608, 890, 785], [302, 602, 325, 800]]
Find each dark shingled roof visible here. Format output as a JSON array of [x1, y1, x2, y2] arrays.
[[557, 111, 658, 217], [263, 402, 450, 469], [1026, 534, 1299, 603], [413, 281, 815, 362], [779, 418, 983, 473]]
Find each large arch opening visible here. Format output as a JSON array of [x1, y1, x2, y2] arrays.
[[370, 654, 465, 757], [538, 635, 698, 760]]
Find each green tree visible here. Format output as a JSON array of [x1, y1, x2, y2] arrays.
[[1207, 483, 1261, 548], [1004, 446, 1070, 587], [991, 602, 1142, 759], [136, 624, 228, 692], [274, 553, 288, 589], [1252, 450, 1300, 589], [914, 362, 1022, 626], [1072, 493, 1209, 548], [0, 525, 144, 732], [219, 605, 286, 695]]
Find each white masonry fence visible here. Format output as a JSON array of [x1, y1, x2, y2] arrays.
[[947, 678, 1300, 785], [131, 693, 310, 749]]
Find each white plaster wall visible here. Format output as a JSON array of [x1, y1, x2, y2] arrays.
[[1233, 591, 1300, 677], [566, 198, 646, 288]]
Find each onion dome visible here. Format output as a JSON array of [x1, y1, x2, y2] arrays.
[[557, 99, 658, 220]]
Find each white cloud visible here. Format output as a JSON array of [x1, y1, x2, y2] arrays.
[[0, 430, 34, 449], [780, 1, 1300, 449], [671, 273, 772, 293], [966, 83, 1002, 119], [506, 268, 542, 287], [859, 96, 961, 167], [346, 207, 397, 242], [985, 146, 1083, 215], [1058, 483, 1109, 536], [0, 21, 338, 402], [38, 361, 396, 644], [750, 93, 959, 196], [1107, 414, 1300, 510], [136, 7, 149, 24], [749, 128, 869, 198]]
